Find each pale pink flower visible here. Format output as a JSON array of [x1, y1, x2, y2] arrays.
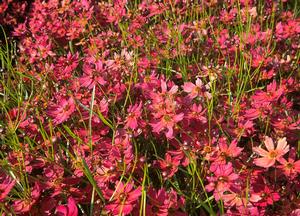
[[183, 78, 211, 99], [253, 136, 289, 168]]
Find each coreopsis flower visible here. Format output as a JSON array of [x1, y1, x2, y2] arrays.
[[213, 138, 243, 163], [272, 116, 300, 133], [244, 102, 272, 120], [206, 162, 239, 199], [125, 102, 143, 130], [47, 97, 76, 125], [187, 103, 207, 123], [0, 170, 15, 202], [55, 52, 79, 81], [151, 112, 184, 139], [150, 80, 179, 104], [234, 119, 255, 137], [157, 153, 181, 179], [183, 78, 212, 99], [251, 80, 283, 103], [12, 182, 41, 214], [79, 60, 106, 89], [95, 160, 118, 185], [56, 197, 78, 216], [105, 181, 141, 215], [250, 183, 280, 207], [278, 148, 300, 179], [146, 187, 186, 216], [146, 188, 169, 216], [253, 136, 289, 168], [221, 186, 249, 208]]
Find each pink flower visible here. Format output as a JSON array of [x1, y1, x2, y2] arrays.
[[150, 80, 178, 104], [278, 148, 300, 179], [221, 185, 249, 208], [55, 52, 79, 81], [183, 78, 211, 99], [213, 138, 243, 162], [105, 181, 141, 215], [79, 60, 106, 89], [206, 162, 239, 199], [125, 102, 142, 130], [253, 136, 289, 168], [151, 112, 184, 139], [188, 103, 207, 123], [56, 197, 78, 216], [157, 153, 181, 179], [12, 182, 41, 214], [252, 80, 283, 103], [47, 97, 76, 125], [250, 183, 280, 207], [0, 170, 15, 202], [146, 188, 186, 216]]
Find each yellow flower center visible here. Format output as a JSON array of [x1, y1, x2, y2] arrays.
[[286, 163, 294, 169], [269, 150, 278, 159], [163, 115, 171, 122]]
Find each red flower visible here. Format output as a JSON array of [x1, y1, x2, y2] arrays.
[[187, 103, 207, 123], [278, 148, 300, 179], [157, 153, 181, 179], [213, 138, 243, 163], [105, 181, 141, 215], [146, 187, 186, 216], [125, 102, 142, 130], [253, 136, 289, 168], [47, 97, 76, 125], [79, 60, 106, 89], [56, 197, 78, 216], [221, 185, 249, 208], [250, 183, 280, 207], [55, 52, 79, 81], [252, 80, 283, 103], [12, 182, 41, 214], [0, 170, 15, 202], [206, 162, 239, 199]]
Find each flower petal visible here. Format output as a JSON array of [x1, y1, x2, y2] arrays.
[[254, 157, 275, 168], [253, 147, 269, 157], [276, 137, 288, 154], [264, 136, 274, 151]]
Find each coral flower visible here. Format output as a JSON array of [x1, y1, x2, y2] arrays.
[[253, 136, 289, 168]]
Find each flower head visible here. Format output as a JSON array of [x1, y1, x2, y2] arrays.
[[0, 170, 15, 202], [105, 181, 141, 215], [183, 78, 211, 99], [253, 136, 289, 168], [56, 197, 78, 216], [47, 97, 76, 125]]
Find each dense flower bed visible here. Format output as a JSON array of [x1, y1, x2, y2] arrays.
[[0, 0, 299, 215]]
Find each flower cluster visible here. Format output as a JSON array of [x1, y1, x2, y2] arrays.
[[0, 0, 300, 215]]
